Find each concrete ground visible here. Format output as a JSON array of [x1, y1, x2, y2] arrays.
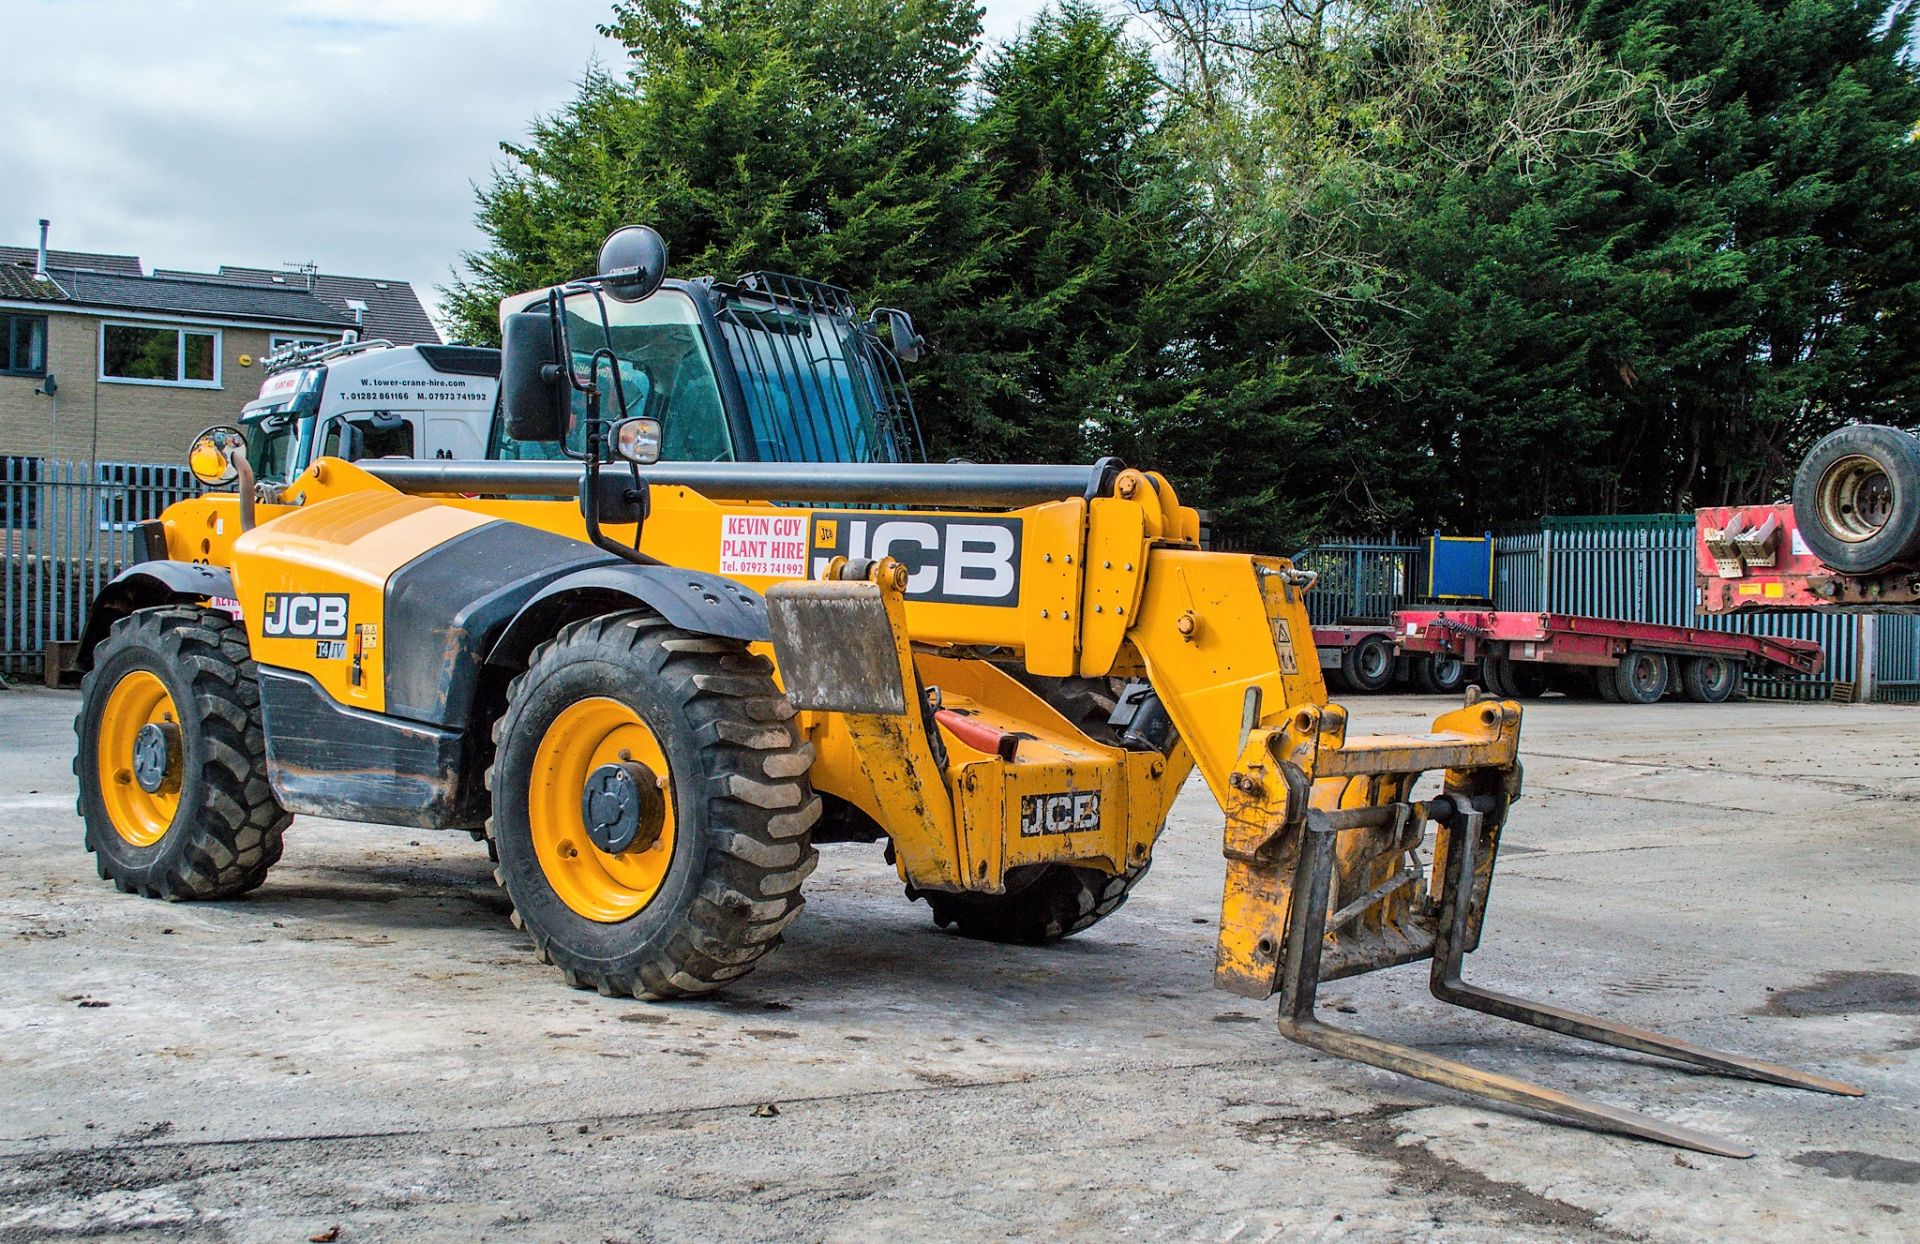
[[0, 687, 1915, 1243]]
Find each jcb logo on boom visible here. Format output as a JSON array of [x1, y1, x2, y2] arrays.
[[261, 593, 349, 640], [808, 514, 1022, 606]]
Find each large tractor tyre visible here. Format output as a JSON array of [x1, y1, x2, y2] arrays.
[[1681, 654, 1742, 704], [1411, 652, 1468, 696], [1611, 651, 1671, 705], [1792, 424, 1920, 574], [486, 611, 821, 999], [74, 606, 290, 900], [1339, 634, 1396, 694], [917, 674, 1156, 944]]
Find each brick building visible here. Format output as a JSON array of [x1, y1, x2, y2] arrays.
[[0, 237, 439, 468]]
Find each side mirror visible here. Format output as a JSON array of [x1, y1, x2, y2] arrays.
[[876, 308, 924, 364], [501, 309, 564, 442], [596, 225, 668, 304], [188, 425, 244, 487], [610, 416, 662, 465]]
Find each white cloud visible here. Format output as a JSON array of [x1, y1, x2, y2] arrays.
[[0, 0, 1055, 331]]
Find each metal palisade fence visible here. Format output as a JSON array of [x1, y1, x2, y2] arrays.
[[3, 459, 200, 679]]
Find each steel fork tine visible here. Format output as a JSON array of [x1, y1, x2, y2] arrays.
[[1276, 808, 1761, 1158], [1429, 812, 1863, 1098]]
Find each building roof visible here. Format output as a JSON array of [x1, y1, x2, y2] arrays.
[[0, 246, 144, 276], [0, 263, 70, 302], [153, 266, 442, 345], [25, 266, 356, 330]]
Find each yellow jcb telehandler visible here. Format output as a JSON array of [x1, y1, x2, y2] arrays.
[[73, 227, 1857, 1156]]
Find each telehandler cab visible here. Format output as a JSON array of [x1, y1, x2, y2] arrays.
[[74, 227, 1858, 1156]]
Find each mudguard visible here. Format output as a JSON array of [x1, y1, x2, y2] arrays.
[[487, 562, 770, 670], [75, 561, 234, 670]]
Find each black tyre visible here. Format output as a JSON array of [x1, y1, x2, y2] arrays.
[[1340, 634, 1396, 693], [1594, 664, 1623, 703], [1611, 651, 1670, 704], [1475, 656, 1508, 698], [1483, 655, 1546, 699], [1681, 654, 1741, 704], [916, 674, 1156, 943], [487, 611, 820, 998], [1792, 424, 1920, 574], [1411, 652, 1468, 696], [74, 606, 290, 900]]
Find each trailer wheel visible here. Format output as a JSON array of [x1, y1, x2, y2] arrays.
[[1681, 654, 1741, 703], [74, 606, 290, 900], [1341, 634, 1396, 693], [1611, 652, 1670, 704], [1483, 656, 1546, 699], [1792, 424, 1920, 574], [1593, 665, 1622, 703], [487, 610, 820, 999], [1411, 653, 1468, 695]]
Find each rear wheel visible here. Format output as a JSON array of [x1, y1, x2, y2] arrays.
[[74, 606, 290, 900], [1612, 651, 1671, 704], [1411, 653, 1468, 695], [487, 611, 819, 997], [1681, 654, 1741, 703], [1340, 634, 1396, 693], [918, 674, 1156, 943]]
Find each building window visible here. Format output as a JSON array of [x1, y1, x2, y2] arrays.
[[270, 335, 329, 353], [3, 313, 47, 376], [2, 455, 41, 530], [100, 323, 221, 387]]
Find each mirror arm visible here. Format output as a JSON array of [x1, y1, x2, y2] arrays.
[[578, 390, 656, 568]]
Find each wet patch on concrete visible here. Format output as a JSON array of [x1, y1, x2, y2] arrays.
[[1791, 1150, 1920, 1185], [1234, 1104, 1636, 1240], [1755, 971, 1920, 1018]]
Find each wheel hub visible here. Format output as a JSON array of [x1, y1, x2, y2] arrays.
[[132, 722, 178, 794], [582, 761, 665, 854]]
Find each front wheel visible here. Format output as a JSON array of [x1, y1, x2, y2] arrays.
[[74, 607, 290, 900], [487, 611, 820, 998]]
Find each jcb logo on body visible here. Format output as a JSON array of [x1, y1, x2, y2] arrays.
[[809, 514, 1022, 606], [1019, 791, 1101, 837], [261, 593, 349, 639]]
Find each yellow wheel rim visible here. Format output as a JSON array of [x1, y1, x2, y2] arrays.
[[96, 669, 182, 847], [528, 697, 677, 923]]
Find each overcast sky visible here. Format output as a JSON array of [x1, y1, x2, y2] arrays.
[[1, 0, 1051, 330]]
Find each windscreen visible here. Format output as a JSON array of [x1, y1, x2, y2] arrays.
[[715, 298, 915, 464], [492, 288, 733, 463]]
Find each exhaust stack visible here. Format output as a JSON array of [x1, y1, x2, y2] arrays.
[[34, 219, 49, 280]]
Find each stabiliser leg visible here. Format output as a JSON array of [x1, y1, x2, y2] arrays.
[[1274, 804, 1862, 1158]]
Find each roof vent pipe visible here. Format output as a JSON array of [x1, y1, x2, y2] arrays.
[[34, 219, 49, 280]]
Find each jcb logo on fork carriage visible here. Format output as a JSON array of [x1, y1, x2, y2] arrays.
[[1019, 792, 1101, 837], [260, 593, 349, 639], [809, 514, 1022, 606]]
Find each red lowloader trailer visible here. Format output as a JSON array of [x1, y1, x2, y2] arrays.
[[1395, 609, 1822, 704]]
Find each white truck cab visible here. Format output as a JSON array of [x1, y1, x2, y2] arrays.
[[240, 339, 501, 486]]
